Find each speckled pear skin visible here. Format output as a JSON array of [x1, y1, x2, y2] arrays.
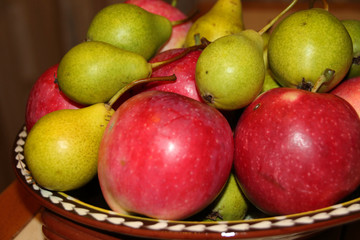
[[268, 8, 353, 92], [57, 41, 152, 105], [24, 103, 114, 192], [87, 3, 172, 60], [195, 30, 265, 110], [202, 172, 248, 221], [342, 20, 360, 79], [184, 0, 244, 47]]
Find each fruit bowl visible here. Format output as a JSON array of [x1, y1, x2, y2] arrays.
[[13, 125, 360, 239]]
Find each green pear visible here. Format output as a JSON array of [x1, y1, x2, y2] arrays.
[[261, 32, 280, 93], [195, 30, 265, 110], [87, 3, 172, 60], [57, 41, 152, 105], [195, 0, 299, 110], [184, 0, 244, 47], [342, 20, 360, 79], [24, 103, 114, 192], [268, 8, 353, 92], [261, 32, 270, 68], [262, 70, 280, 93], [201, 172, 248, 221]]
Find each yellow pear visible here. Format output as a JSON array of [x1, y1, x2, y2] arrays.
[[184, 0, 244, 47], [24, 103, 114, 191]]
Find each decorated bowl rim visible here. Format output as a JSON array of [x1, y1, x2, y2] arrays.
[[13, 125, 360, 239]]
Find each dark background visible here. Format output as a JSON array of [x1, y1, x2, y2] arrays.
[[1, 0, 359, 193]]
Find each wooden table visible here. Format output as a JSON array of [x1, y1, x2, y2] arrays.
[[0, 181, 42, 239], [2, 180, 360, 240]]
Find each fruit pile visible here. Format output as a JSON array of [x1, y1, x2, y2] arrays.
[[23, 0, 360, 221]]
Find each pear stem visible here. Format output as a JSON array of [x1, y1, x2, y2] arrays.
[[309, 0, 329, 11], [171, 9, 198, 26], [194, 33, 201, 46], [258, 0, 298, 35], [150, 38, 211, 70], [311, 68, 335, 93], [322, 0, 329, 11], [107, 75, 177, 107], [354, 55, 360, 65]]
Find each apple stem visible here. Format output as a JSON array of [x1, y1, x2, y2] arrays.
[[150, 38, 211, 70], [171, 9, 198, 27], [258, 0, 298, 36], [107, 75, 177, 107], [311, 68, 335, 93], [171, 0, 177, 7]]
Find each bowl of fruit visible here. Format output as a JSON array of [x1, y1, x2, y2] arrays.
[[13, 0, 360, 239]]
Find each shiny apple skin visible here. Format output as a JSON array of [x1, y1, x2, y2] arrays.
[[98, 91, 234, 220], [234, 87, 360, 215], [25, 64, 82, 132], [140, 48, 203, 102], [331, 76, 360, 117]]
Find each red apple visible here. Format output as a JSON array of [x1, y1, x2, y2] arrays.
[[98, 90, 234, 220], [234, 87, 360, 215], [25, 64, 83, 132], [137, 48, 203, 102], [331, 76, 360, 117], [125, 0, 192, 51]]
